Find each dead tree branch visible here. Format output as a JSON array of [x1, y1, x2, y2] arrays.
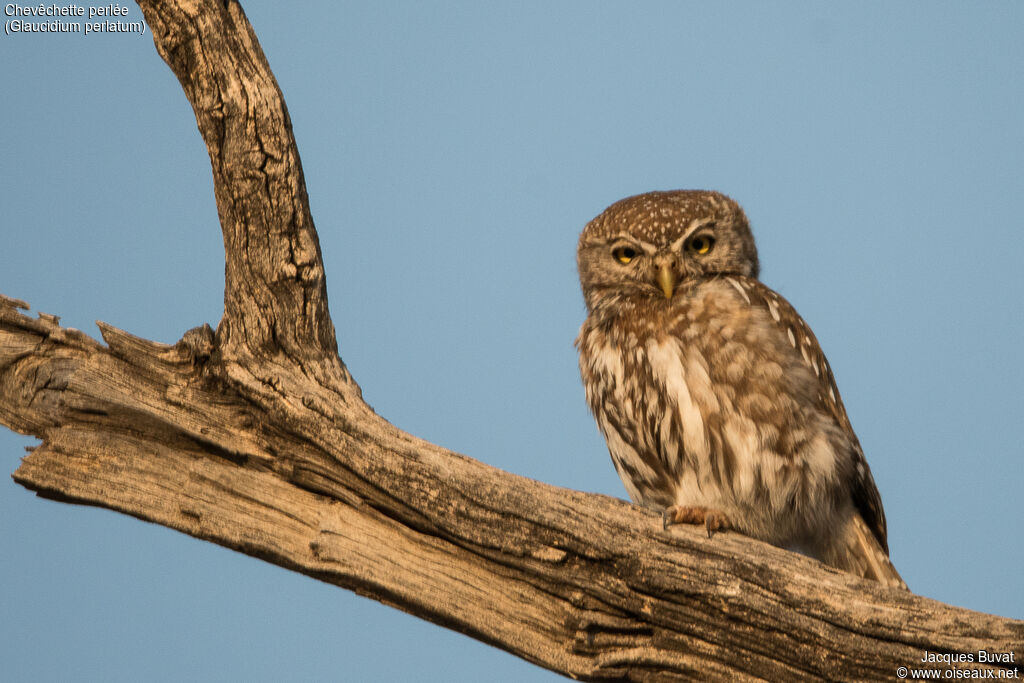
[[2, 1, 1020, 680]]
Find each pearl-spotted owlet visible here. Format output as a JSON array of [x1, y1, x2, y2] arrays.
[[576, 190, 905, 588]]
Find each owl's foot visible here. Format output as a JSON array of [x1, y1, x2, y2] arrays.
[[662, 505, 732, 538]]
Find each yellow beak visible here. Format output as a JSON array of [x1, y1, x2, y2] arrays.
[[657, 263, 676, 299]]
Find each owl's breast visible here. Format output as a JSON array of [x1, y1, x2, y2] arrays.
[[578, 281, 849, 537], [577, 309, 674, 507], [577, 296, 725, 508]]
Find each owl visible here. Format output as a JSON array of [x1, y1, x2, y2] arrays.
[[575, 190, 906, 588]]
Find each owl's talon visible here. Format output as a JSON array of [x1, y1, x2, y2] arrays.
[[703, 510, 732, 538], [663, 505, 732, 539]]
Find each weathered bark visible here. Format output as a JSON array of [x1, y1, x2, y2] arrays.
[[1, 1, 1020, 681]]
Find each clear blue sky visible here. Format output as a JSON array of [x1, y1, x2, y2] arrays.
[[2, 3, 1022, 681]]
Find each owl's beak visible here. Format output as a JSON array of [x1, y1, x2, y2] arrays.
[[657, 263, 677, 299]]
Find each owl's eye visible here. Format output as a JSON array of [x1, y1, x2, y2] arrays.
[[687, 235, 716, 255], [612, 246, 638, 264]]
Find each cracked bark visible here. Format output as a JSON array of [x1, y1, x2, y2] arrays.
[[1, 1, 1021, 680]]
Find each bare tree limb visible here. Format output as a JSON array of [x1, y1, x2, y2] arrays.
[[2, 1, 1021, 680]]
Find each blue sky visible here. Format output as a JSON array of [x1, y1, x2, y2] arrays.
[[2, 2, 1022, 681]]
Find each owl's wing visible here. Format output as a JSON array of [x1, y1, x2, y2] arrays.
[[735, 277, 890, 554]]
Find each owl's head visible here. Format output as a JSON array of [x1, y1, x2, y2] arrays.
[[577, 190, 758, 311]]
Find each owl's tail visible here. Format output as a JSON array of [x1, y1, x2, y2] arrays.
[[827, 512, 908, 590]]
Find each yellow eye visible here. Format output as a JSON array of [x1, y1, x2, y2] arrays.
[[612, 246, 638, 264], [688, 235, 715, 255]]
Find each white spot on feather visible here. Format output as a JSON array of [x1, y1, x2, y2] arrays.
[[670, 469, 707, 509], [726, 277, 751, 304], [658, 409, 679, 471], [722, 419, 759, 499], [803, 432, 839, 486], [646, 339, 709, 463], [590, 341, 624, 382]]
